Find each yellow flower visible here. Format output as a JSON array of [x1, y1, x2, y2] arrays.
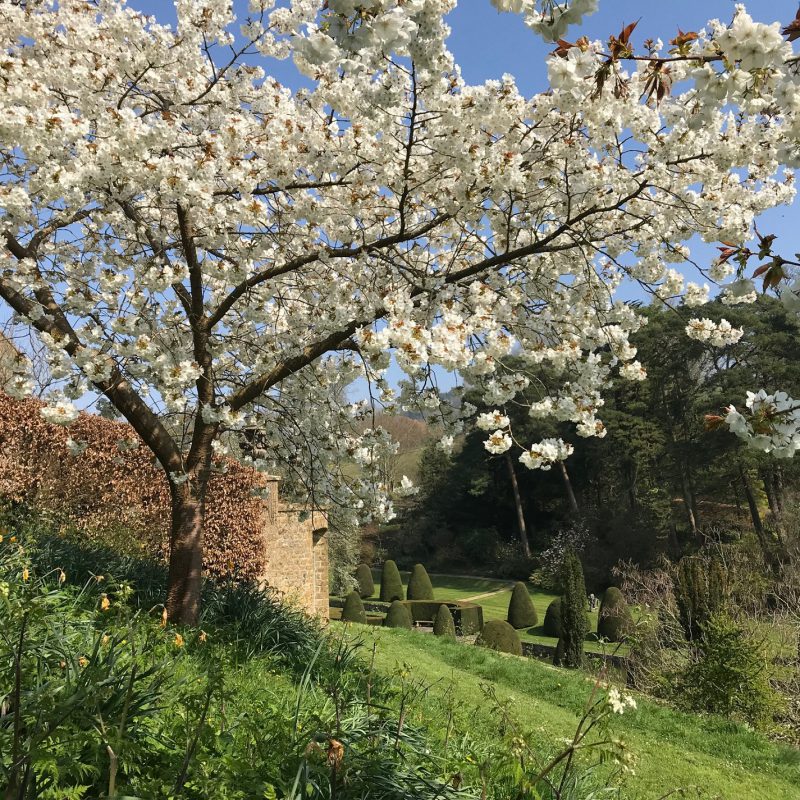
[[101, 634, 110, 646], [0, 534, 4, 543], [160, 608, 168, 628], [100, 594, 111, 611], [174, 633, 185, 648], [10, 536, 17, 543], [58, 569, 66, 584], [22, 568, 29, 582], [198, 630, 207, 643], [78, 656, 88, 668]]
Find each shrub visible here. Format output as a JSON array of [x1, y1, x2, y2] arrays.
[[379, 559, 404, 602], [674, 556, 728, 640], [433, 604, 456, 638], [341, 590, 367, 624], [384, 600, 413, 629], [400, 600, 484, 635], [356, 562, 375, 598], [507, 581, 538, 629], [543, 597, 562, 637], [597, 586, 633, 642], [406, 563, 434, 600], [560, 547, 587, 668], [476, 619, 522, 656], [678, 614, 781, 730]]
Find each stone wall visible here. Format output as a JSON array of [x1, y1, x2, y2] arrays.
[[260, 475, 329, 620]]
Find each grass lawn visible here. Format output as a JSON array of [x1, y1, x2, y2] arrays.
[[362, 568, 620, 655], [359, 626, 800, 800]]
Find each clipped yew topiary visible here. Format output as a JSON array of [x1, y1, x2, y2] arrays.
[[433, 604, 456, 638], [384, 600, 413, 629], [379, 560, 404, 603], [341, 591, 367, 624], [507, 582, 538, 629], [543, 597, 562, 638], [476, 619, 523, 656], [559, 547, 588, 668], [406, 563, 435, 601], [355, 563, 375, 599], [597, 586, 633, 642]]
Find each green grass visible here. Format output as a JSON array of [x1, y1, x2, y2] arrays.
[[363, 568, 621, 655], [361, 625, 800, 800]]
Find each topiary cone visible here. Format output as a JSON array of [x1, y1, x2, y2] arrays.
[[476, 619, 523, 656], [384, 600, 413, 629], [379, 560, 404, 602], [355, 563, 375, 599], [406, 563, 434, 601], [507, 581, 538, 629], [543, 597, 562, 638], [341, 590, 367, 624], [597, 586, 633, 642], [433, 604, 456, 638]]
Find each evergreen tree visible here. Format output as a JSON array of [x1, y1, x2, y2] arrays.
[[355, 563, 375, 599], [597, 586, 633, 642], [507, 581, 538, 629], [559, 547, 588, 667], [379, 560, 404, 602], [384, 600, 413, 629], [406, 563, 435, 600], [341, 591, 367, 624], [433, 604, 456, 638]]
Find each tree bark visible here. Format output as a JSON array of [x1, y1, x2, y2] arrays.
[[506, 452, 531, 559], [739, 464, 768, 560], [166, 479, 208, 625], [679, 467, 699, 538], [559, 460, 580, 515]]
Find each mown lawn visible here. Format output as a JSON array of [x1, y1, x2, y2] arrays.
[[360, 626, 800, 800], [362, 569, 617, 654]]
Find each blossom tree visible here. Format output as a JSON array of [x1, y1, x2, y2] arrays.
[[2, 0, 799, 623]]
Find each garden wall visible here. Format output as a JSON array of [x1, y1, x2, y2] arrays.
[[0, 393, 328, 619]]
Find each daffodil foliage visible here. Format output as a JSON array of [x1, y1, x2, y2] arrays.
[[1, 0, 799, 619]]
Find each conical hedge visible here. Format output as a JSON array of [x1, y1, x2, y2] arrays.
[[597, 586, 633, 642], [406, 563, 434, 601], [507, 582, 538, 629], [355, 563, 375, 599], [379, 560, 404, 603], [477, 620, 522, 656], [433, 604, 456, 638], [341, 590, 367, 624], [384, 600, 413, 629], [543, 597, 562, 638], [560, 547, 588, 667]]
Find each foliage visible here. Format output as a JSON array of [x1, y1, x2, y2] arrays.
[[559, 548, 588, 668], [507, 582, 538, 629], [379, 560, 404, 603], [477, 620, 523, 657], [406, 563, 434, 601], [543, 598, 562, 638], [597, 587, 633, 643], [678, 614, 782, 730], [384, 600, 413, 630], [675, 556, 728, 640], [433, 605, 456, 639], [327, 506, 362, 597], [355, 562, 375, 599], [341, 591, 367, 624]]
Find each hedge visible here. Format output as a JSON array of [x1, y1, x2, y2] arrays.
[[398, 600, 484, 635], [433, 604, 456, 638], [355, 563, 375, 599], [597, 586, 633, 642], [384, 600, 413, 629], [341, 591, 367, 624], [477, 620, 522, 656], [507, 581, 538, 629], [406, 563, 435, 600], [379, 560, 404, 602]]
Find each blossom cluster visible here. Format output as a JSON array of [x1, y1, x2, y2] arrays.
[[725, 390, 800, 458], [684, 318, 744, 347]]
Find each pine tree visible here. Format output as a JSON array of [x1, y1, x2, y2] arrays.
[[559, 547, 587, 667]]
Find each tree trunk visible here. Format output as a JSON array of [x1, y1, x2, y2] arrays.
[[506, 452, 531, 559], [679, 468, 699, 538], [166, 479, 208, 625], [739, 464, 768, 560], [559, 460, 580, 515]]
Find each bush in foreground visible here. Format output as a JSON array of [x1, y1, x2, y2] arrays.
[[380, 559, 404, 602], [477, 620, 523, 656], [406, 563, 435, 601], [597, 586, 633, 642], [433, 604, 456, 638], [385, 600, 413, 629], [341, 590, 367, 624], [507, 581, 538, 629], [355, 562, 375, 598]]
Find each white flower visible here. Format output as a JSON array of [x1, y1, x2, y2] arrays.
[[607, 687, 637, 715], [519, 438, 573, 470], [66, 438, 88, 456], [476, 410, 510, 431], [41, 399, 79, 426], [395, 475, 419, 497], [484, 429, 512, 455], [685, 318, 743, 347]]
